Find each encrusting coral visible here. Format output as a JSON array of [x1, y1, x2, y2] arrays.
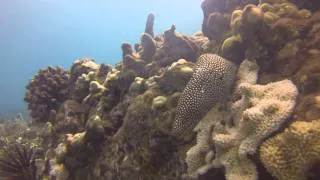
[[24, 66, 70, 122], [260, 119, 320, 180]]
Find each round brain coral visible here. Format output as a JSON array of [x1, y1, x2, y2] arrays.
[[172, 54, 237, 137], [260, 119, 320, 180], [24, 66, 70, 122]]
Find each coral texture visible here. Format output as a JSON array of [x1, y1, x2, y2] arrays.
[[260, 119, 320, 180], [24, 66, 70, 122], [15, 1, 320, 179]]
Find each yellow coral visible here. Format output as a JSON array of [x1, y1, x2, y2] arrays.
[[260, 119, 320, 180]]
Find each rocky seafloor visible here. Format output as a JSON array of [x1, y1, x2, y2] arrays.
[[1, 0, 320, 180]]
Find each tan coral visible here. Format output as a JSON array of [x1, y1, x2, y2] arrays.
[[235, 79, 298, 156], [260, 119, 320, 180], [210, 79, 298, 180], [185, 107, 224, 175]]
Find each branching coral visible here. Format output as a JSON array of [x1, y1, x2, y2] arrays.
[[260, 119, 320, 180], [24, 66, 70, 122], [172, 54, 237, 137]]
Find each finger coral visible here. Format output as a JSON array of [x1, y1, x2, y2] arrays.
[[172, 54, 237, 137], [260, 119, 320, 180], [24, 66, 70, 122]]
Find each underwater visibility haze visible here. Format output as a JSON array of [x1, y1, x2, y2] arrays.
[[0, 0, 202, 118], [1, 0, 320, 180]]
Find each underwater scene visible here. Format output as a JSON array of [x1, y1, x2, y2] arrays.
[[0, 0, 320, 179]]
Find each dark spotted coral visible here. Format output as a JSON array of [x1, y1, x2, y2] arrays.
[[24, 66, 70, 122], [0, 145, 36, 180], [172, 54, 237, 137]]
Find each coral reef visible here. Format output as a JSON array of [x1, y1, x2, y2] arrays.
[[9, 0, 320, 179]]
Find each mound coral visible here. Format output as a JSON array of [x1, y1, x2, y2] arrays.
[[172, 54, 237, 137], [24, 66, 70, 122], [260, 119, 320, 180]]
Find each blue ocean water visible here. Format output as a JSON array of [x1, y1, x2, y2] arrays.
[[0, 0, 202, 119]]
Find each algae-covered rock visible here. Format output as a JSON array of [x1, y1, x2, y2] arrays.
[[221, 35, 245, 65], [161, 25, 200, 63], [159, 59, 194, 93]]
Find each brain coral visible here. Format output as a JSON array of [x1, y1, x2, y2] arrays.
[[172, 54, 237, 137], [24, 66, 70, 122], [260, 119, 320, 180]]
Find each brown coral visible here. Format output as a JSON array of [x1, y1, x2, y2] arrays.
[[204, 12, 230, 40], [24, 66, 70, 122], [161, 25, 200, 64], [260, 119, 320, 180]]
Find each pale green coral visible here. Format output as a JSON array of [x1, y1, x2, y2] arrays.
[[152, 96, 168, 109]]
